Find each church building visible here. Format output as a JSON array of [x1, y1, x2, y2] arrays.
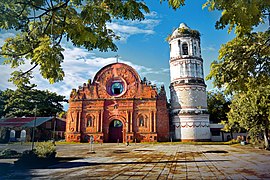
[[66, 63, 169, 143], [66, 23, 213, 143]]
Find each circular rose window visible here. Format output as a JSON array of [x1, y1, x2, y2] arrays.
[[111, 82, 124, 95], [107, 78, 126, 97]]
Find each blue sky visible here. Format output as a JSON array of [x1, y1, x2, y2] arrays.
[[1, 0, 267, 110]]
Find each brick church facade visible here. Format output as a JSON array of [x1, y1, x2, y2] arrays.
[[66, 63, 169, 143]]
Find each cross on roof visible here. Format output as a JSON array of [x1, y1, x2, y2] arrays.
[[115, 55, 119, 63]]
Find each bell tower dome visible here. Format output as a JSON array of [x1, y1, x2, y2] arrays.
[[168, 23, 210, 141]]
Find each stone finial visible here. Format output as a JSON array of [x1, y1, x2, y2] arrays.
[[179, 23, 190, 29], [88, 79, 91, 84]]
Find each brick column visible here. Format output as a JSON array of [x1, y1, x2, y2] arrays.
[[130, 111, 133, 132], [149, 111, 152, 132], [154, 111, 156, 132], [77, 112, 81, 132], [100, 110, 103, 132], [96, 112, 99, 132], [126, 111, 129, 132]]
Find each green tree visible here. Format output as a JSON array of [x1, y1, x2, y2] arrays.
[[2, 84, 66, 117], [57, 111, 67, 119], [203, 0, 270, 36], [1, 0, 269, 85], [207, 31, 270, 93], [207, 90, 231, 124], [0, 89, 13, 118], [207, 28, 270, 148], [0, 0, 185, 85], [227, 83, 270, 149], [0, 90, 6, 117]]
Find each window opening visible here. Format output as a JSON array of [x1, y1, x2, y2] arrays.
[[113, 120, 123, 127], [15, 131, 20, 138], [139, 116, 144, 126], [87, 117, 93, 127], [111, 82, 124, 95], [182, 43, 188, 55]]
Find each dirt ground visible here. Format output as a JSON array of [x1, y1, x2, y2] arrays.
[[0, 142, 270, 179]]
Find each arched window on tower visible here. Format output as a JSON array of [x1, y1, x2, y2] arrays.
[[194, 46, 197, 55], [182, 43, 188, 55], [87, 117, 93, 127]]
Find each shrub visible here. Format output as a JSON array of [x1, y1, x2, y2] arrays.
[[35, 142, 56, 158], [226, 139, 239, 145], [0, 149, 21, 158], [20, 150, 38, 161]]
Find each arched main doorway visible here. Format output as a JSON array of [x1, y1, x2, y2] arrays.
[[109, 120, 123, 143]]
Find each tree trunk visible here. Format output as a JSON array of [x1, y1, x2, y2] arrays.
[[263, 130, 269, 150]]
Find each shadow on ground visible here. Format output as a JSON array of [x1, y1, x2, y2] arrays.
[[49, 159, 230, 169], [0, 157, 84, 179]]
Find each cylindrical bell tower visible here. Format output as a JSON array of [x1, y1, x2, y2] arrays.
[[168, 23, 210, 141]]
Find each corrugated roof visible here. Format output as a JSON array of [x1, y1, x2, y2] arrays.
[[24, 117, 53, 127], [0, 117, 53, 128]]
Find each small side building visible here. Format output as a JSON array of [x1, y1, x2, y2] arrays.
[[0, 117, 66, 143]]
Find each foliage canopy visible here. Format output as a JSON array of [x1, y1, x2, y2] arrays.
[[207, 90, 231, 124], [0, 0, 185, 85], [203, 0, 270, 36], [205, 1, 270, 146], [207, 31, 270, 93], [0, 84, 66, 117], [227, 83, 270, 149], [2, 0, 269, 85]]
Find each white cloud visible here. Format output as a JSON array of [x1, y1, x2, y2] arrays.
[[202, 46, 216, 52], [124, 19, 160, 29], [107, 23, 155, 35], [0, 65, 16, 90], [144, 11, 158, 18], [149, 80, 165, 87], [107, 11, 161, 42], [107, 22, 155, 42], [161, 68, 170, 72]]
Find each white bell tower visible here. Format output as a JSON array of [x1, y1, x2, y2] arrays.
[[168, 23, 210, 141]]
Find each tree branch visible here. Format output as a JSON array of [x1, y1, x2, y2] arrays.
[[19, 64, 38, 77], [44, 14, 53, 35], [56, 12, 67, 46], [16, 3, 27, 18]]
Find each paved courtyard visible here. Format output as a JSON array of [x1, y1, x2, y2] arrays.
[[0, 143, 270, 179]]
